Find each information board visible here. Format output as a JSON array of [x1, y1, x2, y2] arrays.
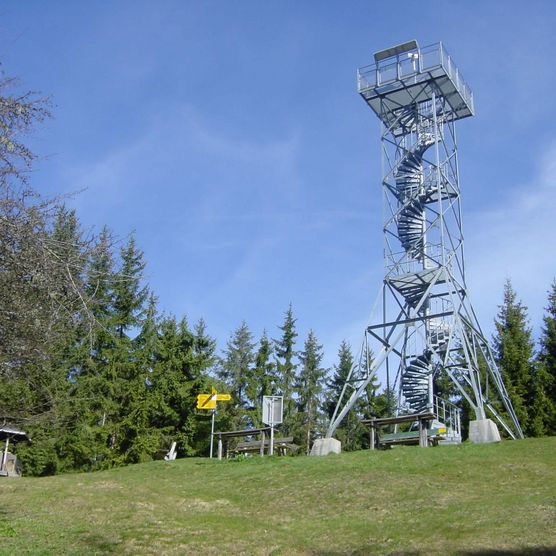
[[262, 396, 283, 426]]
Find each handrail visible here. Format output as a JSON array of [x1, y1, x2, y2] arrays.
[[357, 42, 474, 113]]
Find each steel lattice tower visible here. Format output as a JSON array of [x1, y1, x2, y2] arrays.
[[327, 41, 523, 442]]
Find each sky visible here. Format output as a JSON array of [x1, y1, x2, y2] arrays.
[[1, 1, 556, 374]]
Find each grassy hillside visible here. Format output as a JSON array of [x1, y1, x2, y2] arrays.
[[0, 438, 555, 555]]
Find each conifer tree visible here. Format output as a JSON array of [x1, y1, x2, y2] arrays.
[[85, 227, 115, 321], [148, 315, 209, 457], [96, 234, 149, 461], [62, 231, 153, 467], [70, 229, 118, 467], [50, 205, 88, 305], [370, 387, 398, 419], [324, 341, 353, 419], [192, 318, 217, 375], [493, 280, 536, 435], [134, 293, 159, 375], [219, 321, 255, 402], [245, 331, 276, 427], [537, 280, 556, 435], [218, 321, 255, 429], [112, 234, 148, 338], [296, 330, 326, 454], [117, 292, 161, 463], [274, 304, 298, 435], [190, 318, 217, 454]]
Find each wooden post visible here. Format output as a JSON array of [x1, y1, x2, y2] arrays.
[[1, 438, 9, 472], [260, 430, 265, 457], [370, 426, 375, 450], [217, 436, 223, 460], [419, 419, 428, 448]]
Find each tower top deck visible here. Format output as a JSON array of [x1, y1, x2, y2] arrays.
[[358, 41, 474, 128]]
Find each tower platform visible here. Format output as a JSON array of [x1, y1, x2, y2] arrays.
[[357, 41, 474, 131]]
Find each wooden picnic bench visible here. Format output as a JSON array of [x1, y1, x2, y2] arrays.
[[215, 427, 271, 460], [233, 437, 299, 457], [361, 412, 444, 449]]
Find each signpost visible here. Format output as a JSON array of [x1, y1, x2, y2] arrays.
[[196, 388, 231, 458], [262, 396, 283, 456]]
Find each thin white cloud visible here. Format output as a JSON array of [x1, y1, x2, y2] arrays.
[[64, 102, 301, 229], [466, 141, 556, 339]]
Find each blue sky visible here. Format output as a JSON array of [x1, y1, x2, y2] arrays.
[[2, 1, 556, 373]]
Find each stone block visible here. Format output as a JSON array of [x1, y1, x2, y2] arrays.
[[468, 419, 501, 444], [310, 437, 341, 456]]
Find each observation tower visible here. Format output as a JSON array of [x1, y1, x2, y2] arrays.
[[327, 41, 523, 445]]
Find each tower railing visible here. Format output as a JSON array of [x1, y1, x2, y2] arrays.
[[432, 394, 462, 441], [357, 42, 474, 116]]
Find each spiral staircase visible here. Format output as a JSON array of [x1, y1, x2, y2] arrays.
[[395, 133, 435, 260], [401, 350, 432, 413], [392, 127, 449, 418]]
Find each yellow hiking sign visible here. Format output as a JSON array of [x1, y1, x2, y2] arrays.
[[196, 388, 231, 409]]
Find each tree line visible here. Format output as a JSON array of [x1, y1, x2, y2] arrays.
[[1, 70, 555, 476]]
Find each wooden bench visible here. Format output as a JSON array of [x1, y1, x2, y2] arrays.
[[215, 427, 271, 460], [379, 427, 448, 447], [361, 412, 441, 449], [233, 437, 299, 456]]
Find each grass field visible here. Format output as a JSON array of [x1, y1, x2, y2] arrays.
[[0, 437, 555, 555]]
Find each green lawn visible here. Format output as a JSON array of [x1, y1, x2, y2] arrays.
[[0, 437, 555, 555]]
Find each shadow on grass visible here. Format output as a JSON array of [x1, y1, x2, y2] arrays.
[[0, 507, 17, 538], [460, 550, 556, 555], [311, 548, 556, 556], [80, 533, 121, 554]]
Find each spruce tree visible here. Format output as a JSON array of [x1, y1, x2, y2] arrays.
[[296, 330, 326, 454], [537, 280, 556, 435], [85, 227, 115, 319], [324, 341, 353, 419], [147, 315, 209, 457], [45, 227, 118, 473], [493, 280, 535, 435], [192, 318, 217, 375], [97, 234, 149, 462], [117, 292, 161, 464], [245, 331, 276, 427], [134, 292, 159, 376], [219, 321, 255, 402], [191, 318, 217, 454], [274, 304, 298, 435], [218, 321, 255, 430], [112, 234, 148, 338], [370, 387, 398, 418], [73, 229, 118, 467]]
